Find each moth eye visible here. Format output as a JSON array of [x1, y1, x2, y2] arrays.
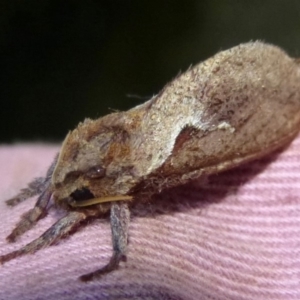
[[86, 165, 106, 179]]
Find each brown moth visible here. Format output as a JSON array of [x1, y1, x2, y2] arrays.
[[1, 41, 300, 281]]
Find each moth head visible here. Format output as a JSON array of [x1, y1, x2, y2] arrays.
[[51, 116, 136, 207]]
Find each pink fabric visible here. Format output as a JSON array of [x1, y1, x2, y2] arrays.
[[1, 139, 300, 300]]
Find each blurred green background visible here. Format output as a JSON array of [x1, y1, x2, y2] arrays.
[[1, 0, 300, 142]]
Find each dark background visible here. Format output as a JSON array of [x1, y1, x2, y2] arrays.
[[1, 0, 300, 142]]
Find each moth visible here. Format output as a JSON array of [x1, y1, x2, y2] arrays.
[[1, 41, 300, 281]]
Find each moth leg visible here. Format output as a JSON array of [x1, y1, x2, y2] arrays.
[[80, 202, 130, 282], [5, 177, 46, 207], [6, 185, 52, 243], [0, 211, 88, 265], [6, 154, 58, 207]]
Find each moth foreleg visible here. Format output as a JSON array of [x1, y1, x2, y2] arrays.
[[0, 211, 88, 265], [5, 154, 58, 207], [5, 177, 47, 207], [6, 185, 52, 242], [80, 202, 130, 281]]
